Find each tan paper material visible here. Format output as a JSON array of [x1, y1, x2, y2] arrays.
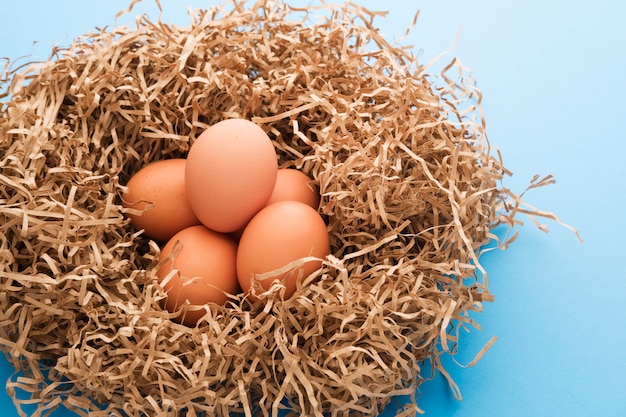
[[0, 1, 579, 415]]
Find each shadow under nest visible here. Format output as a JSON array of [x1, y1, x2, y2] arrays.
[[0, 1, 515, 416]]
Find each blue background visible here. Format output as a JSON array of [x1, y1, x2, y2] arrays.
[[1, 1, 625, 416]]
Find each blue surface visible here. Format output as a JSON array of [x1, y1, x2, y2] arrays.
[[2, 1, 625, 416]]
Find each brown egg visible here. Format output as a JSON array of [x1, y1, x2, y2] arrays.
[[266, 168, 320, 209], [236, 201, 329, 301], [122, 158, 200, 241], [229, 168, 320, 243], [156, 225, 239, 326], [185, 118, 278, 233]]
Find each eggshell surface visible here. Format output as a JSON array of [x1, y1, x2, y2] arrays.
[[237, 201, 330, 301], [156, 225, 239, 326], [266, 168, 320, 209], [122, 158, 200, 241], [185, 119, 278, 233]]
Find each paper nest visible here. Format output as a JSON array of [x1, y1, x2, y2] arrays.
[[0, 1, 577, 416]]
